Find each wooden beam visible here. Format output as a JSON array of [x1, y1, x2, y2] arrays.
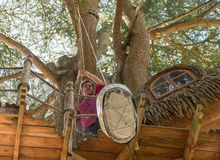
[[116, 93, 146, 160], [60, 112, 73, 160], [183, 104, 203, 160], [13, 55, 32, 160], [13, 85, 27, 160], [61, 81, 75, 160]]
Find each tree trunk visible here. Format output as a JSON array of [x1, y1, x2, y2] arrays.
[[80, 0, 99, 74], [122, 0, 149, 96]]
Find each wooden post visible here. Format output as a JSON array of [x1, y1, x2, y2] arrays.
[[13, 55, 32, 160], [183, 104, 203, 160], [61, 81, 75, 160], [116, 93, 146, 160]]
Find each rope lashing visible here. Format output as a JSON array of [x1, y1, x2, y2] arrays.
[[76, 7, 107, 85]]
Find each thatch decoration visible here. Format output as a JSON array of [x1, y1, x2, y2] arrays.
[[142, 65, 220, 125]]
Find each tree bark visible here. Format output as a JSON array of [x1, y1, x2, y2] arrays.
[[80, 0, 99, 74], [113, 0, 126, 83], [122, 0, 149, 95]]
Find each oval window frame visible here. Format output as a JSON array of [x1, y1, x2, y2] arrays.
[[147, 68, 199, 100]]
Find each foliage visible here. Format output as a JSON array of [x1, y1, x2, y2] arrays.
[[142, 0, 220, 77]]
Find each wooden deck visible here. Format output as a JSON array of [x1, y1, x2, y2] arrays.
[[73, 125, 220, 160], [1, 106, 220, 160], [0, 108, 62, 160]]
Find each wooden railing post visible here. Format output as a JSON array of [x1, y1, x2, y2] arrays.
[[116, 93, 146, 160], [61, 81, 75, 160], [13, 54, 33, 160], [183, 104, 203, 160]]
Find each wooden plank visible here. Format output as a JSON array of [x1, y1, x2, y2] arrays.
[[138, 145, 183, 159], [195, 140, 220, 152], [19, 147, 61, 159], [75, 141, 125, 153], [116, 93, 146, 160], [21, 136, 63, 149], [0, 113, 54, 126], [193, 150, 220, 160], [0, 157, 13, 160], [13, 99, 25, 160], [135, 155, 174, 160], [22, 125, 60, 138], [61, 112, 73, 159], [139, 135, 186, 149], [0, 145, 14, 156], [0, 134, 15, 146], [19, 158, 58, 160], [0, 123, 16, 135], [23, 114, 54, 126], [0, 115, 16, 124], [199, 130, 220, 142], [183, 104, 203, 160], [0, 145, 61, 159], [140, 125, 189, 138], [201, 101, 220, 131], [74, 151, 117, 160], [0, 123, 60, 138], [0, 134, 63, 149], [0, 113, 18, 118]]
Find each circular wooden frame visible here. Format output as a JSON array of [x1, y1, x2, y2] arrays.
[[97, 84, 138, 143]]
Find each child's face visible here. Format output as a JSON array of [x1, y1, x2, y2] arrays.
[[81, 82, 94, 95]]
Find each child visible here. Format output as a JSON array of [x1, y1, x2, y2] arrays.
[[77, 70, 105, 140]]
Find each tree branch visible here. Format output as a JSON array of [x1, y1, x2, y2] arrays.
[[113, 0, 124, 53], [113, 0, 126, 82], [149, 19, 220, 40], [123, 0, 145, 50], [121, 0, 149, 95], [198, 1, 220, 19], [0, 33, 59, 86], [151, 40, 160, 72], [163, 36, 207, 66], [63, 0, 79, 40], [0, 71, 22, 83], [148, 0, 215, 32]]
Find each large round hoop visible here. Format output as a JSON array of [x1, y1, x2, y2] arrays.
[[97, 84, 138, 143]]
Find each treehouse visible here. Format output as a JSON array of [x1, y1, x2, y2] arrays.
[[0, 56, 220, 160], [143, 65, 220, 131]]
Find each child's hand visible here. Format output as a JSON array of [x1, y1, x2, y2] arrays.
[[80, 70, 88, 77]]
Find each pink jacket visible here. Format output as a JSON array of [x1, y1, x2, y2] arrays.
[[77, 84, 105, 131]]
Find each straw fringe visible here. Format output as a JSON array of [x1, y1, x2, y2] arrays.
[[143, 66, 220, 124]]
